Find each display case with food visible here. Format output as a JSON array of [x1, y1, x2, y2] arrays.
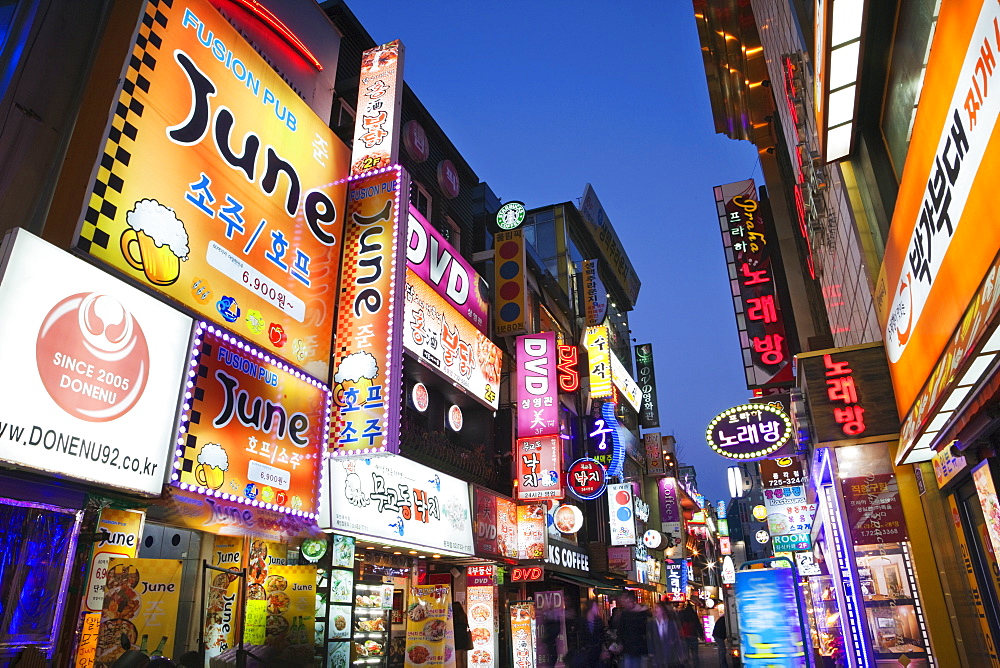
[[352, 581, 392, 666]]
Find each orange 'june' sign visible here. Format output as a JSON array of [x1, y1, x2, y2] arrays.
[[330, 167, 408, 456], [74, 0, 350, 377], [172, 322, 330, 518]]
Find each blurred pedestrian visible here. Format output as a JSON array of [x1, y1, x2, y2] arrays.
[[647, 602, 686, 668], [453, 602, 473, 668], [572, 600, 608, 668], [678, 603, 702, 668], [617, 591, 650, 668], [713, 615, 728, 667]]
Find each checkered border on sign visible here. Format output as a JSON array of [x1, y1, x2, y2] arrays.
[[77, 0, 171, 254]]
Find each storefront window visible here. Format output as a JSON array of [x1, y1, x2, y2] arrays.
[[0, 498, 81, 657]]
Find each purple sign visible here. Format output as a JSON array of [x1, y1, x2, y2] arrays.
[[659, 477, 680, 524], [517, 332, 558, 439], [406, 206, 489, 333]]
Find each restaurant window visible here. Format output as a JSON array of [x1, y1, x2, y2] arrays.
[[0, 497, 81, 660]]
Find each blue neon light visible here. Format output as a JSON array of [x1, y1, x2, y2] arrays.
[[601, 402, 624, 478]]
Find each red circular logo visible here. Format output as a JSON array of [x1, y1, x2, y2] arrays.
[[35, 293, 150, 422]]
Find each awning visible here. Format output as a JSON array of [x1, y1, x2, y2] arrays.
[[550, 572, 621, 593]]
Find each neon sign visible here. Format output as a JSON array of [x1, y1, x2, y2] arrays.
[[705, 403, 792, 459], [510, 566, 544, 582]]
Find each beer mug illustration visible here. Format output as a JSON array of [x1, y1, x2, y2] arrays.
[[120, 199, 190, 286], [332, 351, 379, 409], [195, 442, 229, 490]]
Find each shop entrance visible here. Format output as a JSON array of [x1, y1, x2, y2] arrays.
[[954, 477, 1000, 648]]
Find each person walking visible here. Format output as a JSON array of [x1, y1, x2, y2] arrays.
[[712, 615, 728, 668], [647, 602, 687, 668], [572, 600, 608, 668], [617, 591, 651, 668], [452, 602, 473, 668], [678, 603, 702, 668]]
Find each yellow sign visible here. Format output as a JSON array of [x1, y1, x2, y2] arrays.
[[585, 326, 613, 399], [265, 564, 318, 649], [204, 536, 243, 660], [405, 584, 455, 667], [74, 0, 350, 376], [94, 558, 183, 666], [85, 508, 145, 612], [331, 168, 407, 456], [494, 229, 528, 336], [74, 613, 102, 668], [876, 0, 1000, 421]]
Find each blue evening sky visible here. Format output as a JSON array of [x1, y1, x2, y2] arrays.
[[347, 1, 759, 502]]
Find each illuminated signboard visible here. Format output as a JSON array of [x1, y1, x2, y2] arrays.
[[331, 167, 407, 457], [610, 350, 641, 411], [172, 323, 327, 518], [712, 180, 793, 390], [644, 432, 666, 476], [798, 344, 899, 446], [556, 344, 580, 392], [516, 503, 547, 560], [659, 477, 682, 545], [516, 435, 563, 500], [763, 486, 816, 538], [473, 487, 517, 560], [634, 343, 661, 428], [406, 206, 489, 333], [721, 555, 735, 584], [772, 533, 811, 552], [876, 0, 1000, 444], [510, 566, 544, 582], [466, 564, 496, 587], [496, 201, 526, 230], [664, 559, 688, 601], [516, 333, 558, 438], [0, 230, 191, 496], [579, 185, 641, 307], [494, 229, 528, 336], [74, 0, 350, 377], [735, 567, 808, 666], [322, 455, 474, 555], [720, 536, 732, 555], [607, 482, 637, 546], [932, 444, 967, 488], [402, 268, 502, 410], [705, 403, 793, 459], [582, 259, 609, 326], [759, 456, 808, 489], [351, 40, 404, 174], [584, 325, 613, 398], [590, 404, 624, 478], [566, 458, 607, 501]]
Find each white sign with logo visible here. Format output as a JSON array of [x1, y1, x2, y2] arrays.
[[795, 551, 822, 576], [607, 482, 637, 546], [322, 455, 474, 555], [0, 229, 191, 495]]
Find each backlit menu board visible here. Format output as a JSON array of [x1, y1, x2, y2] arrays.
[[74, 0, 350, 377], [172, 323, 329, 518]]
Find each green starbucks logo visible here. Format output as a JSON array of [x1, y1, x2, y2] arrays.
[[496, 201, 526, 230]]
